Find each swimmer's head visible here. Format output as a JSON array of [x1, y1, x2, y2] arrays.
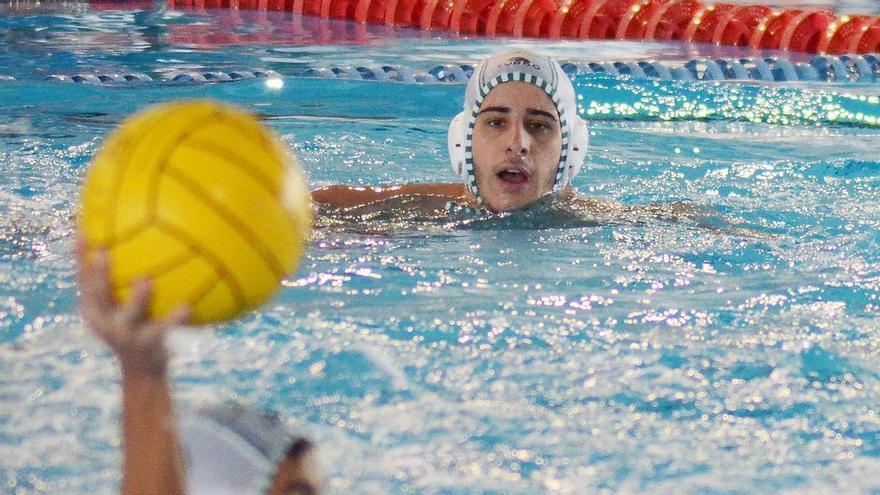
[[448, 51, 588, 212], [180, 402, 320, 495]]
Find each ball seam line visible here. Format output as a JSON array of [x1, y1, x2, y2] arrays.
[[156, 220, 248, 314], [109, 241, 195, 288], [162, 166, 286, 281], [106, 107, 211, 246], [144, 109, 224, 247], [176, 137, 279, 199], [183, 270, 224, 315]]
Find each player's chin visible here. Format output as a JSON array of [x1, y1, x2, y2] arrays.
[[484, 190, 537, 212]]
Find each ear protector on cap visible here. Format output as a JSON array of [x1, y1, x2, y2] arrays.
[[448, 112, 471, 186], [566, 116, 589, 180]]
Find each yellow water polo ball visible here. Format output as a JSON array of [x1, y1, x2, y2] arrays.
[[79, 99, 312, 324]]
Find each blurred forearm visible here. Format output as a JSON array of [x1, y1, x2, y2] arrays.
[[120, 367, 185, 495]]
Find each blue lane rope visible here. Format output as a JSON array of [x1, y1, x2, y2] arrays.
[[28, 54, 880, 85], [15, 57, 880, 129]]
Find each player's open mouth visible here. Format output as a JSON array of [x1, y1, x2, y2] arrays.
[[497, 167, 529, 185]]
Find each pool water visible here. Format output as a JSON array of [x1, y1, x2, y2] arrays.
[[2, 3, 880, 494]]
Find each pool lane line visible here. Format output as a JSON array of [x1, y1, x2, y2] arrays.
[[28, 53, 880, 85]]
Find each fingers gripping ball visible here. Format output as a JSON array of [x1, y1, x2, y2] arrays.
[[79, 100, 312, 324]]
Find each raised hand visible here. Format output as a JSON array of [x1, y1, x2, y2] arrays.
[[76, 239, 190, 376]]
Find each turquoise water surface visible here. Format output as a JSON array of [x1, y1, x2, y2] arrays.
[[2, 3, 880, 494]]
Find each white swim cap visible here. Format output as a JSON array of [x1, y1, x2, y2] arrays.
[[179, 403, 292, 495], [448, 50, 589, 204]]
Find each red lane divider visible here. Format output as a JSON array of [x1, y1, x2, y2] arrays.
[[780, 10, 831, 53], [645, 0, 702, 40], [713, 5, 772, 46], [820, 15, 872, 54], [750, 8, 794, 49], [582, 0, 630, 40], [514, 0, 554, 37], [856, 18, 880, 53], [683, 4, 734, 44], [616, 0, 667, 40], [163, 0, 880, 54], [545, 0, 583, 39]]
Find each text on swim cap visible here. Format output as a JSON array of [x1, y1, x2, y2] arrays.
[[505, 57, 541, 70]]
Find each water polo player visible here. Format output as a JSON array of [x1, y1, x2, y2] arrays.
[[76, 244, 321, 495], [311, 50, 589, 213]]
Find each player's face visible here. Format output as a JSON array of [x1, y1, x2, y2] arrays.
[[471, 82, 562, 212]]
